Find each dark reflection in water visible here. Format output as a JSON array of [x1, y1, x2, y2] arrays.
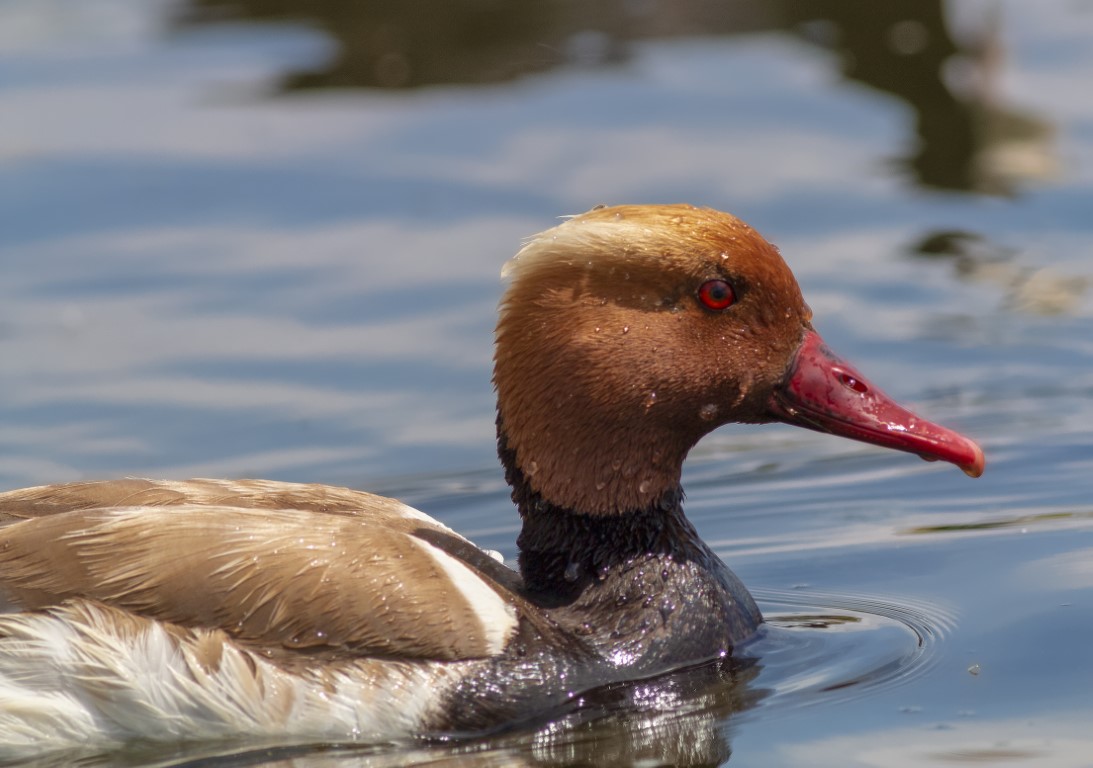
[[464, 658, 763, 767], [175, 0, 1052, 195], [909, 230, 1088, 315], [783, 2, 1051, 195], [903, 509, 1091, 535]]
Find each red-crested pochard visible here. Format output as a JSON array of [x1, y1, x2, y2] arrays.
[[0, 204, 983, 752]]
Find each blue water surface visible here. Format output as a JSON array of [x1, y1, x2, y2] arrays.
[[1, 1, 1092, 765]]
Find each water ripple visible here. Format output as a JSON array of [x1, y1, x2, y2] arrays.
[[741, 587, 958, 711]]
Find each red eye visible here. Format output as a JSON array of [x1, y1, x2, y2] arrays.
[[697, 279, 736, 311]]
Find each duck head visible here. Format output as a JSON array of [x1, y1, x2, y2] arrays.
[[495, 204, 984, 516]]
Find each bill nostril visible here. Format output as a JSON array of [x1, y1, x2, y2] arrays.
[[838, 371, 868, 393]]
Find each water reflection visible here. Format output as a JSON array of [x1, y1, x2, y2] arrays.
[[177, 0, 1053, 195], [910, 230, 1088, 315], [784, 1, 1054, 194], [513, 659, 760, 767], [772, 713, 1093, 767]]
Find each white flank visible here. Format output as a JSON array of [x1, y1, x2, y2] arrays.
[[406, 536, 518, 654], [0, 601, 462, 755]]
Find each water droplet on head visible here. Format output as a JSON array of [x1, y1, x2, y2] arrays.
[[699, 403, 719, 421], [622, 325, 630, 334], [564, 561, 580, 582], [643, 391, 657, 410], [638, 479, 651, 494]]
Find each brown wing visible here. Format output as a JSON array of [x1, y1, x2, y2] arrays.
[[0, 477, 446, 527], [0, 479, 519, 661]]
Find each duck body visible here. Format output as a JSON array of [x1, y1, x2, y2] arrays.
[[0, 477, 750, 745], [0, 205, 983, 753]]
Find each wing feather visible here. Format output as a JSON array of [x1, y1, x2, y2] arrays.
[[0, 480, 518, 661]]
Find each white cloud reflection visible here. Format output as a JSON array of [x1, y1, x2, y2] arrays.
[[1018, 548, 1093, 592], [774, 713, 1093, 767]]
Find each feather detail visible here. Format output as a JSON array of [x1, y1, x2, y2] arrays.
[[0, 600, 462, 752], [0, 481, 518, 661]]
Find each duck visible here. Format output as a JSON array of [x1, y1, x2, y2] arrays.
[[0, 204, 984, 753]]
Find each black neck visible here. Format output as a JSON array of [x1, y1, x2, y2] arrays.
[[498, 419, 761, 662], [520, 490, 697, 595]]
